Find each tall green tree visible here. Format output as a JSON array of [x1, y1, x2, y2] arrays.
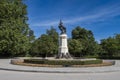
[[68, 39, 83, 57], [28, 29, 35, 42], [100, 34, 120, 57], [71, 26, 100, 56], [0, 0, 31, 57], [31, 27, 58, 57], [115, 34, 120, 56], [46, 27, 58, 45], [39, 34, 57, 57]]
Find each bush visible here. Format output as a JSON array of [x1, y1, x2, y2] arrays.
[[45, 60, 84, 65], [24, 59, 47, 64], [83, 60, 102, 65], [98, 56, 120, 60], [24, 59, 102, 66]]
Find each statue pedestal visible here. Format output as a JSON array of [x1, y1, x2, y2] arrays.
[[57, 34, 71, 59]]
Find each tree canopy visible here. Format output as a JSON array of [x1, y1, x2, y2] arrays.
[[0, 0, 33, 57], [30, 27, 58, 57], [70, 26, 101, 57], [100, 34, 120, 58]]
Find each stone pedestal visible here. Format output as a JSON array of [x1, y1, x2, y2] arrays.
[[57, 34, 71, 59]]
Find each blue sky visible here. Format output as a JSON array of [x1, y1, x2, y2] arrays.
[[25, 0, 120, 42]]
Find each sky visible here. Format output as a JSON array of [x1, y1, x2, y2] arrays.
[[25, 0, 120, 43]]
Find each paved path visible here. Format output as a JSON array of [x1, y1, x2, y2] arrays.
[[0, 70, 120, 80], [0, 59, 120, 73], [0, 59, 120, 80]]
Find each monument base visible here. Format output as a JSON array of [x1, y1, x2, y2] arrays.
[[56, 34, 72, 59], [56, 52, 72, 59]]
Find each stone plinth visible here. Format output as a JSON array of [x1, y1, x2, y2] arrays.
[[57, 34, 71, 59]]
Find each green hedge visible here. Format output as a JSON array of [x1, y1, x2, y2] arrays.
[[45, 60, 84, 65], [98, 56, 120, 60], [24, 59, 47, 64], [24, 59, 102, 66]]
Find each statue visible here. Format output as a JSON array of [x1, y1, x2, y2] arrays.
[[57, 20, 72, 59], [58, 20, 66, 34]]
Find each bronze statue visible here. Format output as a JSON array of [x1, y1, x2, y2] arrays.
[[58, 20, 66, 34]]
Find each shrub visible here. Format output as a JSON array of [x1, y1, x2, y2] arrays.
[[83, 59, 102, 65], [24, 59, 46, 64], [24, 59, 102, 66], [98, 56, 120, 60]]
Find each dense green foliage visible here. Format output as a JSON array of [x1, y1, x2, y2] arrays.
[[0, 0, 34, 57], [24, 59, 102, 65], [69, 26, 101, 57], [30, 27, 58, 57], [68, 39, 83, 57], [99, 34, 120, 58]]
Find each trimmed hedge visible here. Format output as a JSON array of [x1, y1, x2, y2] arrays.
[[24, 59, 102, 66], [98, 56, 120, 60], [24, 59, 47, 64]]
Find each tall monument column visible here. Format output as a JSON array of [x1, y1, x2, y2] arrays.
[[57, 20, 71, 59]]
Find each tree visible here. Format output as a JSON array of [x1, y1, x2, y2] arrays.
[[31, 27, 58, 57], [71, 26, 100, 56], [28, 29, 35, 42], [100, 34, 120, 58], [40, 34, 57, 57], [46, 27, 58, 46], [68, 39, 83, 57], [72, 26, 94, 40], [46, 27, 59, 55], [115, 34, 120, 56], [0, 0, 31, 57]]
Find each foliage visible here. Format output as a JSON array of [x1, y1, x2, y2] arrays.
[[71, 26, 101, 57], [0, 0, 33, 57], [28, 29, 35, 42], [68, 39, 83, 57], [72, 26, 94, 40], [100, 34, 120, 58], [30, 27, 58, 57], [39, 34, 57, 56], [24, 59, 102, 65]]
